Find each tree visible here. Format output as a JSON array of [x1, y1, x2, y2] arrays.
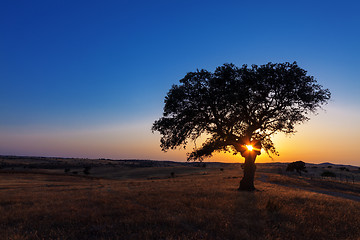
[[286, 161, 307, 176], [152, 62, 330, 191]]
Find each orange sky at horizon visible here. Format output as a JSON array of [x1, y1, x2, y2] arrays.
[[0, 103, 359, 167], [2, 0, 360, 170], [203, 104, 360, 165]]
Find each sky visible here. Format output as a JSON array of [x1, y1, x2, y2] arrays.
[[1, 0, 359, 166]]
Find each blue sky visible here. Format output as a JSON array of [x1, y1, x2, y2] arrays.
[[1, 0, 359, 164]]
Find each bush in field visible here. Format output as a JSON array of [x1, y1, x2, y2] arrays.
[[64, 168, 70, 173], [83, 166, 91, 175], [321, 171, 336, 178], [338, 167, 349, 172], [286, 161, 307, 176]]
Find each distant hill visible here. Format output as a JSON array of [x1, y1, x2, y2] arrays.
[[0, 155, 358, 170]]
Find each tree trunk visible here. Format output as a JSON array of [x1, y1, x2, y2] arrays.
[[239, 153, 257, 191]]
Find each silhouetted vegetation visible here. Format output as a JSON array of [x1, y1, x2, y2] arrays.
[[286, 161, 307, 176], [153, 62, 331, 190], [83, 166, 91, 175], [321, 171, 336, 178], [338, 167, 350, 172]]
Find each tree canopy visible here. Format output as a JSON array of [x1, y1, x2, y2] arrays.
[[152, 62, 331, 161], [286, 161, 307, 175]]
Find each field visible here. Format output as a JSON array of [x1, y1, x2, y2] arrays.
[[0, 156, 360, 240]]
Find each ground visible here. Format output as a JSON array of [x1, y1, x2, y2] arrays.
[[0, 156, 359, 240]]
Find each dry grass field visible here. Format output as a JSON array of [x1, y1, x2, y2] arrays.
[[0, 157, 360, 240]]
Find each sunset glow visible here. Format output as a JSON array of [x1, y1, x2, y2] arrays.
[[246, 145, 254, 151], [0, 1, 359, 167]]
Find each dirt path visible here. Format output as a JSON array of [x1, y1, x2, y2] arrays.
[[258, 174, 360, 202]]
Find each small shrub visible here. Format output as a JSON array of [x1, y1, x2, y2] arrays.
[[64, 168, 70, 173], [321, 171, 336, 178], [339, 167, 349, 172], [83, 166, 91, 175]]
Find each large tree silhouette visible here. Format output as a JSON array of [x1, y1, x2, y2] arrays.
[[152, 62, 330, 191]]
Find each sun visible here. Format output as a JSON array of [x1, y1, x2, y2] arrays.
[[246, 145, 253, 151]]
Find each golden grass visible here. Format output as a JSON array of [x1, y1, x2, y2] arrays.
[[0, 168, 359, 240]]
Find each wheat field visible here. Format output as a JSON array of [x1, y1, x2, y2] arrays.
[[0, 163, 359, 240]]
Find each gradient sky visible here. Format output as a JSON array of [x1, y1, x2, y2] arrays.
[[1, 0, 359, 165]]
